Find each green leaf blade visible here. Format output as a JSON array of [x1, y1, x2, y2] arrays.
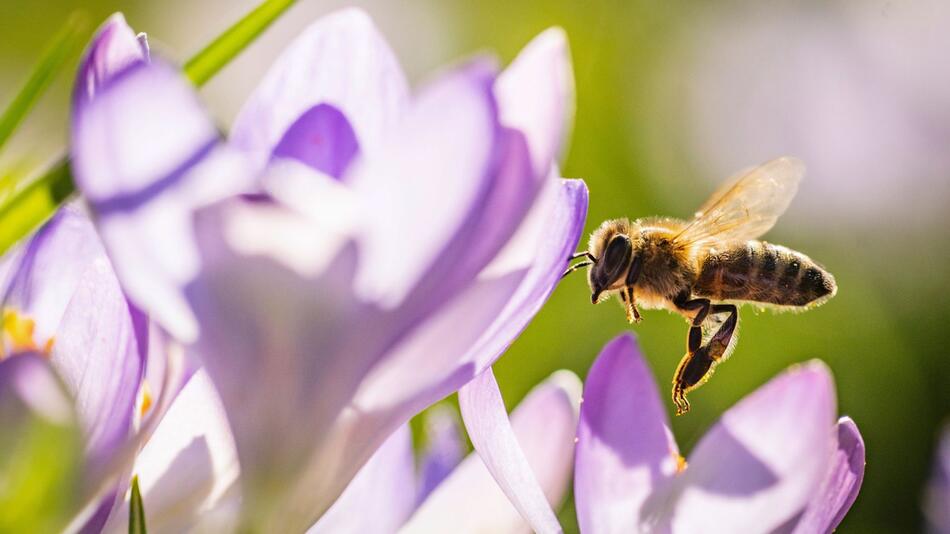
[[128, 476, 147, 534], [0, 13, 87, 155], [184, 0, 297, 87]]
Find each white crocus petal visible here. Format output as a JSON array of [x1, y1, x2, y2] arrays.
[[101, 370, 238, 534], [309, 426, 416, 534], [495, 27, 574, 176], [456, 369, 567, 534], [402, 370, 581, 534]]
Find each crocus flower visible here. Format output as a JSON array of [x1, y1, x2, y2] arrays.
[[573, 334, 865, 533], [0, 204, 187, 531], [103, 366, 580, 533], [70, 8, 587, 531], [926, 425, 950, 533]]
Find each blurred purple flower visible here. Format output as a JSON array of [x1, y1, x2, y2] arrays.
[[69, 8, 587, 530], [0, 205, 187, 531], [926, 425, 950, 533], [573, 334, 865, 534], [98, 369, 578, 533]]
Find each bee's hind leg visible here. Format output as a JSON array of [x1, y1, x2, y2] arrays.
[[703, 304, 738, 361], [671, 303, 738, 415]]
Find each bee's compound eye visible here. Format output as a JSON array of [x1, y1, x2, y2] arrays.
[[592, 234, 632, 290]]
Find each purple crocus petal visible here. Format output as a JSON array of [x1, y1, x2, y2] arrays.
[[1, 206, 104, 342], [306, 179, 587, 520], [926, 426, 950, 533], [310, 426, 416, 534], [271, 103, 360, 179], [418, 405, 466, 502], [0, 353, 74, 427], [403, 370, 581, 534], [456, 368, 563, 534], [463, 177, 587, 380], [0, 207, 144, 479], [495, 27, 574, 176], [230, 7, 409, 165], [74, 13, 148, 105], [574, 333, 680, 534], [664, 361, 837, 533], [51, 241, 144, 476], [185, 199, 392, 531], [100, 370, 238, 533], [71, 59, 255, 342], [348, 59, 500, 309], [791, 416, 866, 533]]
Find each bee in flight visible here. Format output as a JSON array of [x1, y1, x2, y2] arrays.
[[563, 157, 837, 415]]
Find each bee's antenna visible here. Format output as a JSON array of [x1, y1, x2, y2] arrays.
[[570, 251, 596, 261], [561, 260, 593, 279]]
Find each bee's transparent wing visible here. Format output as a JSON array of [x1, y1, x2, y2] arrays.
[[673, 157, 803, 248]]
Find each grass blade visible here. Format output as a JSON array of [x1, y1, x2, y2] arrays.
[[185, 0, 297, 87], [0, 13, 87, 154]]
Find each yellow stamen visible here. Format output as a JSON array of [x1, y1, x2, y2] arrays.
[[675, 453, 688, 474], [1, 308, 53, 359], [138, 380, 153, 418]]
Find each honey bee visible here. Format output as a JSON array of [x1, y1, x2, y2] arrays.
[[564, 157, 837, 415]]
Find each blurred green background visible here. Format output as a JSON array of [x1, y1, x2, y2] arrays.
[[2, 1, 948, 532]]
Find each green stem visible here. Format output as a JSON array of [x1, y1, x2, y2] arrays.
[[0, 13, 86, 154], [0, 0, 298, 255]]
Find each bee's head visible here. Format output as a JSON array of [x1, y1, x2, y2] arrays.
[[562, 219, 636, 302], [587, 232, 632, 304]]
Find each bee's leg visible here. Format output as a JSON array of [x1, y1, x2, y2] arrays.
[[621, 255, 645, 323], [670, 293, 712, 415], [672, 347, 715, 415], [671, 304, 739, 415], [621, 286, 641, 323], [673, 293, 711, 349], [703, 304, 739, 361], [561, 260, 593, 279]]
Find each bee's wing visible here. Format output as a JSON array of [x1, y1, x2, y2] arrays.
[[673, 157, 803, 248]]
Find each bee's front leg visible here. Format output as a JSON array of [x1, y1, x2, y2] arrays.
[[621, 287, 641, 323]]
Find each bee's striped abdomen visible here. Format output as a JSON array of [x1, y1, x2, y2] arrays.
[[693, 242, 836, 307]]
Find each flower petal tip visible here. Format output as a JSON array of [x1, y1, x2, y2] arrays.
[[544, 370, 583, 415], [75, 12, 148, 105]]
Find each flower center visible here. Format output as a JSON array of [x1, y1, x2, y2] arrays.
[[0, 308, 54, 360], [675, 453, 688, 474]]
